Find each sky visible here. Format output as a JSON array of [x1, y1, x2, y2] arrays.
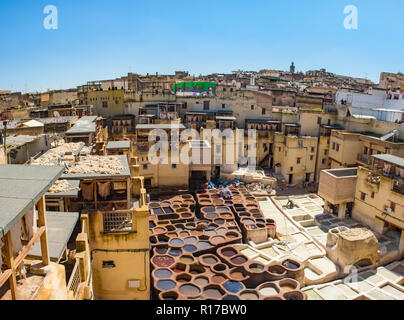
[[0, 0, 403, 93]]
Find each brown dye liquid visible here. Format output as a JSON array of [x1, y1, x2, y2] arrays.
[[231, 272, 244, 280], [212, 275, 225, 283], [180, 256, 194, 263], [203, 257, 218, 264], [222, 248, 237, 257], [231, 256, 247, 265], [195, 278, 209, 286], [152, 256, 174, 267]]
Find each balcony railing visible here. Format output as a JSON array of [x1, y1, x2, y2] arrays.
[[67, 260, 82, 299], [357, 154, 372, 165], [392, 180, 404, 195]]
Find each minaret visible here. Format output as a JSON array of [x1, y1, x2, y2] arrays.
[[290, 62, 295, 74]]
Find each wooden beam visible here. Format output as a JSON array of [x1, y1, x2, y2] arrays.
[[37, 196, 50, 266], [0, 269, 12, 288], [4, 232, 17, 300], [13, 226, 45, 268]]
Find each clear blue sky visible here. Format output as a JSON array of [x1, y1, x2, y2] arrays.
[[0, 0, 403, 92]]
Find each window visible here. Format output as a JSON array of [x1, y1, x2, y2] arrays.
[[143, 164, 148, 170], [297, 158, 301, 164], [364, 147, 368, 155], [371, 192, 375, 199], [172, 164, 177, 169], [360, 192, 366, 201], [336, 144, 340, 152], [102, 261, 115, 268], [310, 155, 314, 161], [251, 105, 254, 110], [278, 147, 281, 152], [322, 158, 326, 164], [182, 102, 187, 109], [262, 108, 266, 115], [311, 147, 315, 153], [222, 104, 225, 109], [102, 101, 108, 108], [203, 101, 210, 110], [230, 88, 234, 92], [324, 150, 328, 155], [290, 167, 294, 172], [223, 88, 226, 92]]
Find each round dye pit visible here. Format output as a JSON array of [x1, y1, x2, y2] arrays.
[[222, 248, 237, 257], [230, 271, 245, 280], [231, 256, 247, 265], [154, 269, 172, 279], [223, 281, 243, 293], [152, 256, 175, 268], [212, 275, 226, 284], [169, 238, 184, 246], [213, 264, 227, 272], [268, 265, 286, 275], [249, 264, 264, 272], [184, 236, 197, 244], [259, 286, 278, 296], [216, 228, 227, 235], [204, 230, 216, 236], [202, 256, 218, 265], [210, 236, 225, 245], [168, 249, 182, 257], [197, 241, 211, 249], [283, 260, 300, 270], [240, 292, 259, 300], [157, 280, 176, 291], [179, 284, 201, 297], [206, 213, 219, 219], [180, 256, 194, 264], [194, 277, 209, 287], [204, 288, 223, 299], [214, 219, 225, 225], [183, 245, 197, 253], [155, 248, 167, 255]]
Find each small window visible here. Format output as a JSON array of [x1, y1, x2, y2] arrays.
[[290, 167, 294, 172], [371, 192, 375, 199], [297, 158, 301, 164], [311, 147, 315, 153], [251, 105, 254, 110], [172, 164, 177, 169], [364, 147, 368, 155], [322, 158, 326, 164], [278, 147, 281, 152], [230, 88, 234, 92], [324, 150, 328, 155], [182, 103, 187, 109], [222, 104, 225, 109], [223, 88, 226, 92], [332, 143, 336, 150], [143, 164, 148, 170], [336, 144, 340, 152], [262, 108, 266, 115], [102, 101, 108, 108], [360, 192, 366, 201], [102, 261, 115, 268], [310, 155, 314, 161]]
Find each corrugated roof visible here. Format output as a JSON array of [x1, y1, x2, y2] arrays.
[[0, 165, 64, 237], [29, 211, 79, 261], [371, 154, 404, 168]]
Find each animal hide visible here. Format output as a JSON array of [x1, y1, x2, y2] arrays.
[[81, 182, 94, 201], [97, 182, 111, 199]]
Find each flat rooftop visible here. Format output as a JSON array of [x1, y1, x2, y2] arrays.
[[65, 116, 97, 135], [372, 154, 404, 168], [0, 165, 64, 237], [106, 140, 131, 150], [324, 168, 358, 178], [29, 211, 79, 262]]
